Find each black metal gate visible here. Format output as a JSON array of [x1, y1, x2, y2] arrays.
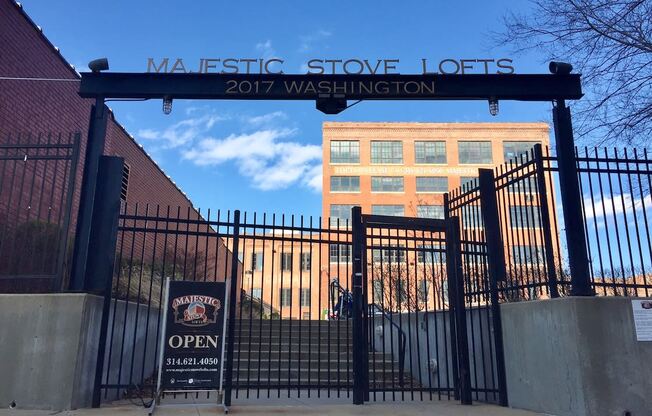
[[92, 198, 508, 406], [349, 207, 486, 404]]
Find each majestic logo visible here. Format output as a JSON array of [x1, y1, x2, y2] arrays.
[[171, 295, 221, 327]]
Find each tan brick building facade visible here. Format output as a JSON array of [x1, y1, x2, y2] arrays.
[[322, 122, 550, 222]]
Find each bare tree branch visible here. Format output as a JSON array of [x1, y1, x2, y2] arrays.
[[494, 0, 652, 146]]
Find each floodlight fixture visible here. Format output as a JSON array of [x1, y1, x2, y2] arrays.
[[549, 61, 573, 75], [88, 58, 109, 73]]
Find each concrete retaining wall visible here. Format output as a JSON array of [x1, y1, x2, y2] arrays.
[[0, 294, 103, 410], [501, 297, 652, 416], [372, 306, 498, 402], [0, 293, 160, 410]]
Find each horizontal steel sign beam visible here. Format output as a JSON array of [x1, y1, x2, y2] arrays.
[[79, 72, 582, 101]]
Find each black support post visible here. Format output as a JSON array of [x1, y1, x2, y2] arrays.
[[533, 144, 560, 298], [445, 216, 472, 405], [351, 206, 367, 405], [552, 100, 593, 296], [70, 98, 109, 291], [478, 169, 509, 407], [224, 210, 241, 407], [89, 156, 125, 407]]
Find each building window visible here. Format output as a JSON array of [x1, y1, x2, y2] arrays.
[[416, 177, 448, 193], [458, 141, 492, 164], [300, 252, 311, 271], [120, 163, 130, 202], [417, 279, 431, 303], [300, 288, 311, 307], [417, 205, 445, 219], [281, 253, 292, 271], [330, 204, 355, 226], [462, 205, 483, 228], [371, 141, 403, 164], [372, 205, 404, 216], [511, 245, 545, 265], [417, 244, 445, 264], [460, 176, 478, 189], [330, 140, 360, 163], [414, 141, 446, 164], [250, 252, 263, 271], [510, 205, 541, 228], [251, 288, 262, 300], [371, 176, 404, 192], [372, 246, 406, 263], [330, 176, 360, 192], [329, 244, 352, 263], [280, 288, 292, 307], [503, 141, 540, 162]]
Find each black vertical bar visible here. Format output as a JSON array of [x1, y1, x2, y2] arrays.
[[552, 99, 593, 296], [70, 99, 109, 290], [533, 145, 560, 298], [446, 215, 472, 405], [53, 134, 81, 291], [351, 206, 366, 405], [90, 156, 125, 407], [478, 169, 509, 407], [224, 210, 241, 407]]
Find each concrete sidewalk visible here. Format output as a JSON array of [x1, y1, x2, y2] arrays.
[[0, 401, 544, 416]]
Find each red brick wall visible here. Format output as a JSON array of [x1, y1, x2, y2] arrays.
[[0, 0, 231, 290]]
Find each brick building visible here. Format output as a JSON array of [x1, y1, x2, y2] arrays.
[[0, 0, 231, 291]]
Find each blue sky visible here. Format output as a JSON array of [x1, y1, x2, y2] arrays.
[[21, 0, 555, 217]]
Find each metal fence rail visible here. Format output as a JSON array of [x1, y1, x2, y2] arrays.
[[0, 133, 80, 292]]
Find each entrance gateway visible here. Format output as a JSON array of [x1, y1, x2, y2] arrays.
[[71, 63, 588, 409]]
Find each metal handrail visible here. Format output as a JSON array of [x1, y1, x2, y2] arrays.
[[368, 303, 406, 385]]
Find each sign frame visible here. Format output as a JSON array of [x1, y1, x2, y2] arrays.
[[149, 278, 229, 415]]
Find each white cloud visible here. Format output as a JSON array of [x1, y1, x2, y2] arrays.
[[182, 128, 322, 192], [136, 113, 226, 148], [298, 30, 332, 52], [255, 39, 276, 58], [583, 192, 652, 220], [242, 111, 287, 127]]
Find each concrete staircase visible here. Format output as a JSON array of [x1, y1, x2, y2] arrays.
[[231, 319, 407, 389]]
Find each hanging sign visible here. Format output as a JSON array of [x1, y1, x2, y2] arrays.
[[159, 280, 227, 390]]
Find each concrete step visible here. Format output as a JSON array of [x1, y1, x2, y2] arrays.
[[234, 350, 390, 361], [233, 334, 352, 343], [232, 367, 405, 380], [233, 359, 398, 371]]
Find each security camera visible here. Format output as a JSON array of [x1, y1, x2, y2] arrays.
[[549, 61, 573, 75], [88, 58, 109, 73]]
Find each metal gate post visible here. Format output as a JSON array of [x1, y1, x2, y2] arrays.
[[70, 99, 109, 291], [552, 100, 593, 296], [224, 210, 241, 407], [478, 169, 509, 407], [88, 156, 125, 407], [443, 195, 460, 400], [351, 206, 367, 404], [445, 216, 472, 405], [533, 144, 560, 298]]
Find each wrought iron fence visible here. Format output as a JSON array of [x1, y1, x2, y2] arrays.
[[0, 133, 80, 292], [447, 144, 652, 302]]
